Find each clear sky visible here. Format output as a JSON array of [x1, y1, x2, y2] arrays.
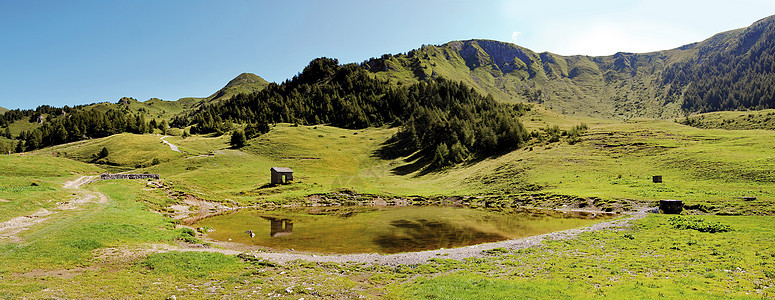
[[1, 0, 774, 110]]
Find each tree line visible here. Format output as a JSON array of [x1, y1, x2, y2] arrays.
[[662, 18, 775, 113], [186, 57, 530, 167], [2, 57, 532, 168], [5, 108, 166, 152]]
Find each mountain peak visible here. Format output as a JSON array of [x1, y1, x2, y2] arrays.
[[207, 73, 270, 103], [225, 73, 269, 88]]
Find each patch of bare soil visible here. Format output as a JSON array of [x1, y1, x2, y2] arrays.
[[91, 242, 243, 264], [166, 195, 235, 224], [0, 176, 106, 243]]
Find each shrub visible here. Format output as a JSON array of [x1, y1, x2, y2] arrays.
[[668, 216, 731, 233]]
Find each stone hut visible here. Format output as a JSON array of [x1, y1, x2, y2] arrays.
[[270, 167, 293, 184]]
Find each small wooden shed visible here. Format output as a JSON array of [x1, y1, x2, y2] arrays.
[[270, 167, 293, 184]]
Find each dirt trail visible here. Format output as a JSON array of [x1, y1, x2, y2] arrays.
[[160, 136, 180, 152], [0, 175, 106, 243]]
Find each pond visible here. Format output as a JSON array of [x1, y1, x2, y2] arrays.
[[195, 206, 612, 254]]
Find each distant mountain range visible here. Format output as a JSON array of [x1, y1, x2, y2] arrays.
[[360, 15, 775, 119], [3, 15, 774, 124]]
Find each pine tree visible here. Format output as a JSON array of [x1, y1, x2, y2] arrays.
[[230, 130, 246, 148], [98, 147, 109, 159]]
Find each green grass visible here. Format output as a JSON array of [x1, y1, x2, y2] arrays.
[[682, 109, 775, 130], [0, 180, 178, 271], [7, 119, 41, 137], [35, 133, 185, 171], [0, 155, 101, 220], [4, 214, 772, 298], [399, 214, 775, 299], [26, 115, 772, 216], [1, 110, 775, 297], [140, 251, 243, 278]]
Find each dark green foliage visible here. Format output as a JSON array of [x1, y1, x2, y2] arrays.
[[669, 216, 732, 233], [190, 58, 529, 167], [664, 18, 775, 112], [244, 122, 270, 139], [98, 147, 109, 159], [175, 227, 199, 243], [5, 107, 154, 151], [230, 129, 246, 148], [566, 123, 588, 145], [544, 125, 561, 143]]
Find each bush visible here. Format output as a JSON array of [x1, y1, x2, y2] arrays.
[[669, 216, 731, 233], [98, 147, 109, 159], [230, 129, 246, 148]]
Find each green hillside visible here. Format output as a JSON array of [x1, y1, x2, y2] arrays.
[[680, 109, 775, 130], [363, 16, 775, 119], [0, 106, 7, 114], [2, 107, 775, 297], [205, 72, 269, 103]]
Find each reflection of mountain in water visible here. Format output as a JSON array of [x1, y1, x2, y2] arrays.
[[261, 216, 293, 237], [375, 219, 505, 253]]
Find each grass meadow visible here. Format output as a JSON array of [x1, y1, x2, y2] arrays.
[[1, 110, 774, 298]]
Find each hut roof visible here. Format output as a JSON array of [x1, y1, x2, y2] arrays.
[[271, 167, 293, 173]]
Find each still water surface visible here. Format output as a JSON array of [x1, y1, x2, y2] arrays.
[[196, 206, 609, 254]]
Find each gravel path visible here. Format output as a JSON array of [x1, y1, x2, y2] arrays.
[[241, 212, 647, 266], [160, 136, 180, 152], [0, 176, 105, 243]]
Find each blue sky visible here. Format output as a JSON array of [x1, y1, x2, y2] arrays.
[[1, 0, 774, 110]]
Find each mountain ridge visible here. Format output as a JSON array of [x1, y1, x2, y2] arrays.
[[362, 15, 775, 119]]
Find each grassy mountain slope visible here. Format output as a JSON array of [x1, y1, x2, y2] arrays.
[[0, 106, 7, 114], [205, 72, 269, 103], [88, 97, 200, 122], [34, 133, 185, 172], [680, 109, 775, 130], [18, 113, 771, 214], [364, 15, 775, 119]]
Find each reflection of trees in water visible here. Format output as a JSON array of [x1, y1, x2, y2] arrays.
[[261, 216, 293, 237], [375, 219, 505, 253]]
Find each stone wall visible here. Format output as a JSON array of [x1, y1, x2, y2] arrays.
[[100, 173, 160, 180]]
